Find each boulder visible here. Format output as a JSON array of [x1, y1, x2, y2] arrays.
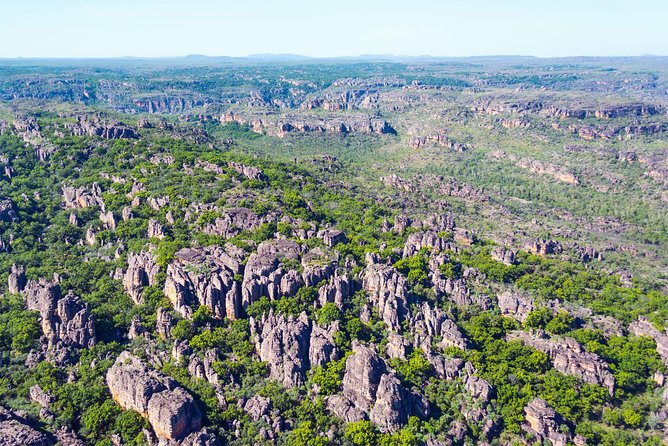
[[106, 351, 202, 440]]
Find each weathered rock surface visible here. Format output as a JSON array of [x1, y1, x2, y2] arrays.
[[241, 239, 307, 308], [0, 406, 52, 446], [629, 317, 668, 367], [62, 183, 105, 210], [164, 246, 243, 320], [65, 116, 138, 139], [8, 263, 26, 294], [523, 398, 584, 446], [24, 278, 96, 359], [508, 330, 615, 395], [0, 198, 19, 223], [361, 253, 409, 332], [123, 251, 160, 304], [228, 161, 267, 181], [410, 302, 467, 352], [250, 311, 339, 387], [221, 110, 396, 137], [497, 291, 534, 322], [201, 207, 271, 238], [326, 342, 428, 432], [106, 351, 202, 440], [491, 246, 517, 265]]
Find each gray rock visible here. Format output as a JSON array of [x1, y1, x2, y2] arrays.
[[508, 330, 615, 396], [250, 311, 311, 387], [164, 246, 242, 320], [497, 291, 534, 322], [243, 395, 272, 421], [361, 254, 409, 332], [8, 264, 26, 294], [106, 351, 202, 440], [123, 251, 160, 304], [62, 183, 105, 211], [309, 321, 340, 368], [24, 278, 96, 357], [0, 406, 52, 446], [0, 199, 18, 223], [410, 302, 467, 352]]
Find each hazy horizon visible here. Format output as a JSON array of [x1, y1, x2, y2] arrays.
[[3, 0, 667, 59]]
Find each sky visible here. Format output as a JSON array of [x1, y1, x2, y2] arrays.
[[1, 0, 666, 58]]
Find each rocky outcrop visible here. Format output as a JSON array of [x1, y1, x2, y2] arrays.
[[402, 231, 448, 258], [508, 330, 615, 395], [410, 302, 467, 352], [250, 311, 339, 387], [62, 183, 105, 210], [629, 317, 668, 367], [106, 351, 202, 441], [497, 291, 534, 322], [221, 110, 396, 137], [164, 246, 243, 320], [8, 263, 26, 294], [24, 278, 96, 359], [123, 251, 160, 304], [0, 406, 52, 446], [319, 229, 346, 248], [318, 273, 353, 308], [148, 219, 165, 239], [433, 275, 491, 310], [241, 239, 306, 308], [361, 253, 410, 332], [156, 307, 174, 339], [491, 246, 516, 265], [0, 199, 19, 223], [409, 132, 468, 152], [65, 116, 138, 139], [523, 239, 563, 256], [523, 398, 584, 446], [228, 162, 267, 181], [200, 207, 271, 238], [326, 342, 428, 432]]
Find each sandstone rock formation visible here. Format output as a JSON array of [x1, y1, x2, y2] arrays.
[[8, 263, 26, 294], [523, 398, 584, 446], [250, 311, 339, 388], [228, 161, 267, 181], [629, 317, 668, 367], [410, 302, 467, 352], [361, 253, 409, 332], [65, 116, 138, 139], [497, 291, 534, 322], [164, 246, 243, 320], [0, 406, 52, 446], [106, 351, 202, 441], [326, 342, 428, 432], [123, 251, 160, 304], [0, 198, 18, 223], [24, 278, 96, 360], [508, 330, 615, 395], [62, 183, 104, 210]]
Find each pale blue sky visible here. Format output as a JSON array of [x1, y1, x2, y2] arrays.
[[2, 0, 666, 58]]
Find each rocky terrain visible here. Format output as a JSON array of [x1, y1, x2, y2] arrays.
[[0, 56, 667, 446]]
